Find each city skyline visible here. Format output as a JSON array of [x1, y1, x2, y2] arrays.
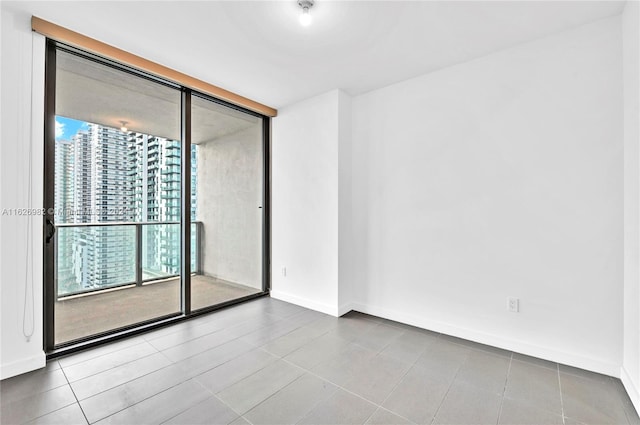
[[55, 118, 197, 295]]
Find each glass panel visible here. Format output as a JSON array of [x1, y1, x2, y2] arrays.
[[53, 49, 181, 345], [190, 96, 264, 311], [56, 226, 136, 297], [142, 223, 180, 282], [191, 222, 198, 273]]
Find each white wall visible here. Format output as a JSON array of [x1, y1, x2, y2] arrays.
[[0, 1, 631, 384], [0, 8, 47, 379], [351, 16, 623, 376], [272, 90, 343, 315], [337, 91, 354, 314], [623, 0, 640, 412]]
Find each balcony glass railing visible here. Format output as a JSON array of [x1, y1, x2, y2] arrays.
[[55, 221, 201, 298], [164, 158, 180, 166]]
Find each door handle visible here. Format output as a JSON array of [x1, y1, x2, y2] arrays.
[[46, 219, 56, 244]]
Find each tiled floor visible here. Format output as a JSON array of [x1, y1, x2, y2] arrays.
[[2, 297, 638, 425]]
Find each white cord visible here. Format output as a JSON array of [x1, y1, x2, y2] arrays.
[[22, 35, 35, 342]]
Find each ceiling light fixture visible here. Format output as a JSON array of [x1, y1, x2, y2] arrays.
[[120, 121, 128, 132], [298, 0, 314, 27]]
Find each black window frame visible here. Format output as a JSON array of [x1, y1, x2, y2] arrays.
[[43, 39, 271, 357]]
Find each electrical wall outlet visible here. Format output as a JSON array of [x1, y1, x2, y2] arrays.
[[507, 297, 519, 313], [282, 267, 287, 277]]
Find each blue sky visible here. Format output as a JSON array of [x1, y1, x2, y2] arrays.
[[55, 116, 87, 141]]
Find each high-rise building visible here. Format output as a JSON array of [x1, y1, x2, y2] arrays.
[[55, 120, 195, 295], [72, 129, 92, 223], [54, 139, 76, 294], [129, 134, 183, 279]]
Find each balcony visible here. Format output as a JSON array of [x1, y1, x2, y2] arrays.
[[164, 158, 181, 167], [53, 221, 262, 345]]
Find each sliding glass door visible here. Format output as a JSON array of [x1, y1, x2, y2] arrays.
[[44, 42, 269, 350], [190, 95, 265, 311]]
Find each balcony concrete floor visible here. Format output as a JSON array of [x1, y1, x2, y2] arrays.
[[54, 275, 261, 344]]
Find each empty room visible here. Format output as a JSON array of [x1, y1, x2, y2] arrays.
[[1, 0, 640, 424]]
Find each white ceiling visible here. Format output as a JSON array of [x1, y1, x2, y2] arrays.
[[3, 1, 626, 109], [56, 49, 259, 142]]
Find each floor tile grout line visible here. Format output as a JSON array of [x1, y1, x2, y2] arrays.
[[158, 309, 328, 365], [241, 415, 255, 425], [378, 319, 437, 336], [372, 405, 419, 425], [192, 347, 288, 399], [349, 319, 409, 355], [59, 361, 91, 425], [281, 354, 380, 404], [245, 329, 342, 414], [261, 327, 338, 358], [146, 324, 233, 352], [156, 332, 261, 372], [260, 327, 336, 359], [428, 351, 470, 425], [56, 337, 151, 369], [367, 322, 407, 348], [62, 347, 164, 386], [147, 305, 301, 349], [0, 367, 69, 409], [60, 302, 313, 383], [247, 315, 345, 362], [292, 389, 344, 425], [12, 388, 80, 425], [150, 315, 282, 354], [194, 313, 337, 424], [244, 370, 338, 425], [156, 325, 281, 365], [65, 355, 186, 408], [148, 301, 297, 349], [143, 309, 272, 343], [157, 379, 241, 425], [363, 406, 383, 425], [60, 338, 159, 369], [557, 363, 566, 425], [239, 320, 324, 352], [362, 340, 429, 425], [495, 352, 513, 425], [439, 337, 513, 360], [87, 374, 208, 424], [83, 340, 261, 425], [278, 349, 418, 425]]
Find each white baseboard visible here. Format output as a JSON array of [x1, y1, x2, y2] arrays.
[[351, 302, 621, 378], [270, 290, 341, 317], [1, 352, 46, 380], [270, 292, 620, 377], [338, 302, 354, 317], [621, 367, 640, 416]]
